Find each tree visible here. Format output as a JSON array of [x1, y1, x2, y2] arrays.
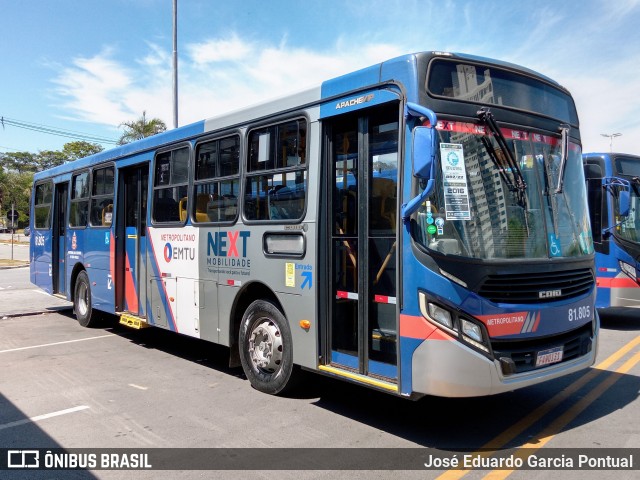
[[0, 170, 32, 227], [62, 141, 104, 161], [36, 150, 66, 171], [117, 111, 167, 145], [0, 151, 38, 173]]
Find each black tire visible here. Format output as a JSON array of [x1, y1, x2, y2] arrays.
[[74, 271, 100, 328], [239, 300, 297, 395]]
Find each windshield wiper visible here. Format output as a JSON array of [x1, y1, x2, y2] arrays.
[[555, 124, 571, 193], [477, 108, 527, 204]]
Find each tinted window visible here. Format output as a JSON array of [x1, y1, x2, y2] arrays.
[[427, 60, 578, 125], [70, 171, 90, 227], [34, 181, 53, 229], [245, 119, 307, 221], [193, 135, 240, 223], [153, 147, 190, 224], [90, 166, 115, 227]]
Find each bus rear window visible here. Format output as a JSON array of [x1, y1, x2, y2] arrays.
[[34, 181, 53, 229], [614, 156, 640, 177], [427, 59, 578, 125]]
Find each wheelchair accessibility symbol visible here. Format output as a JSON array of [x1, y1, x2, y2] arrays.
[[548, 234, 562, 257]]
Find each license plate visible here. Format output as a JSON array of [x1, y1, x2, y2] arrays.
[[535, 346, 563, 367]]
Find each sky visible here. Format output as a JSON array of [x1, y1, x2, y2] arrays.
[[1, 0, 639, 155]]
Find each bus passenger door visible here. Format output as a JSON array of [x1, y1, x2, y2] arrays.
[[117, 164, 149, 315], [52, 182, 69, 295], [323, 103, 399, 382]]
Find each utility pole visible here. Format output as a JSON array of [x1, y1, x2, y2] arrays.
[[10, 201, 14, 261], [172, 0, 179, 129]]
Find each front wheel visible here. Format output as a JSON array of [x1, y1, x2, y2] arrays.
[[74, 271, 100, 327], [239, 300, 297, 395]]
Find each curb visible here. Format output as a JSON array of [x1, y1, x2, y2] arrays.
[[1, 306, 73, 319], [0, 264, 30, 270]]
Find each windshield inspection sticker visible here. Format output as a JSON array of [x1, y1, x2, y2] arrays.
[[440, 143, 471, 220]]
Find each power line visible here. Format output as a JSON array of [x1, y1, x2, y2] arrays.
[[0, 116, 118, 145]]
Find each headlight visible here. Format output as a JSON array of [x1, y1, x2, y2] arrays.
[[460, 318, 489, 353], [418, 292, 491, 353], [428, 303, 454, 330], [419, 292, 457, 335], [461, 318, 482, 342]]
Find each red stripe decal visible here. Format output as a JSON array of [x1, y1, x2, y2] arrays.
[[597, 276, 640, 289], [400, 314, 442, 340], [124, 252, 139, 314]]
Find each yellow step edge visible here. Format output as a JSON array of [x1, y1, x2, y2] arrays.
[[119, 313, 150, 329], [318, 365, 398, 392]]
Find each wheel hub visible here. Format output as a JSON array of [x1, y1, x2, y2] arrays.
[[248, 319, 283, 373]]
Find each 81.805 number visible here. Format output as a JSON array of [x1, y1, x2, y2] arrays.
[[568, 305, 591, 322]]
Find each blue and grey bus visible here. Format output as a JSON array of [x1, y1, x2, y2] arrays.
[[584, 152, 640, 309], [31, 51, 597, 398]]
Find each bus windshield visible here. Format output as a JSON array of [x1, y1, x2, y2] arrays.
[[427, 59, 578, 125], [412, 122, 594, 260], [616, 183, 640, 244]]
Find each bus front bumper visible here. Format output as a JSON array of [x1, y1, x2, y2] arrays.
[[410, 333, 598, 398]]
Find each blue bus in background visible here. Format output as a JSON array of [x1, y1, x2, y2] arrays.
[[584, 152, 640, 309], [30, 51, 598, 398]]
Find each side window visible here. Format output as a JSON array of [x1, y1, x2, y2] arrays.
[[69, 171, 90, 227], [90, 166, 115, 227], [193, 135, 240, 223], [152, 147, 189, 223], [34, 181, 53, 229], [245, 119, 307, 221]]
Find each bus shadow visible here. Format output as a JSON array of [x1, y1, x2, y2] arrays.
[[307, 367, 640, 450], [0, 393, 97, 479], [86, 313, 640, 451], [599, 308, 640, 331], [95, 314, 245, 379]]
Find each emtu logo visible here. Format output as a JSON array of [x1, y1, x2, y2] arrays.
[[164, 243, 173, 262]]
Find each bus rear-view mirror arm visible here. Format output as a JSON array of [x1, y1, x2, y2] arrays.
[[401, 103, 437, 221], [601, 176, 631, 238]]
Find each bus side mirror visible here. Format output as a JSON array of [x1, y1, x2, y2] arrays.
[[413, 126, 436, 179], [619, 189, 630, 217], [401, 103, 438, 221], [602, 176, 631, 217]]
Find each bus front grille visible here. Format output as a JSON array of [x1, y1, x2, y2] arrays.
[[491, 323, 593, 375], [478, 268, 594, 304]]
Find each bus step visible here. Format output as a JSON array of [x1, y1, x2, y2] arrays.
[[118, 313, 150, 330], [318, 364, 398, 393]]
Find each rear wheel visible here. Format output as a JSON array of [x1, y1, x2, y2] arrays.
[[239, 300, 297, 395], [74, 271, 100, 327]]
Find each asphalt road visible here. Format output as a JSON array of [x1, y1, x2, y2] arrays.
[[0, 267, 639, 479]]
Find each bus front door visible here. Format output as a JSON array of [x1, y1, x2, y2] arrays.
[[117, 165, 149, 316], [325, 103, 400, 383], [52, 182, 69, 295]]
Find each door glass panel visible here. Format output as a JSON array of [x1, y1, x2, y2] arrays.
[[328, 104, 399, 377], [330, 116, 359, 366]]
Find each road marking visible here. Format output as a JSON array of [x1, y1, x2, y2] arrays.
[[436, 334, 640, 480], [484, 348, 640, 479], [0, 405, 90, 431], [128, 384, 148, 390], [0, 334, 114, 354], [32, 289, 52, 296]]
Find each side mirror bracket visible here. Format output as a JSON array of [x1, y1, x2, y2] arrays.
[[401, 103, 438, 221]]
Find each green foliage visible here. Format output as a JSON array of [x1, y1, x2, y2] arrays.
[[0, 170, 32, 226], [1, 151, 38, 173], [62, 141, 104, 161], [118, 111, 167, 145], [0, 140, 105, 226]]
